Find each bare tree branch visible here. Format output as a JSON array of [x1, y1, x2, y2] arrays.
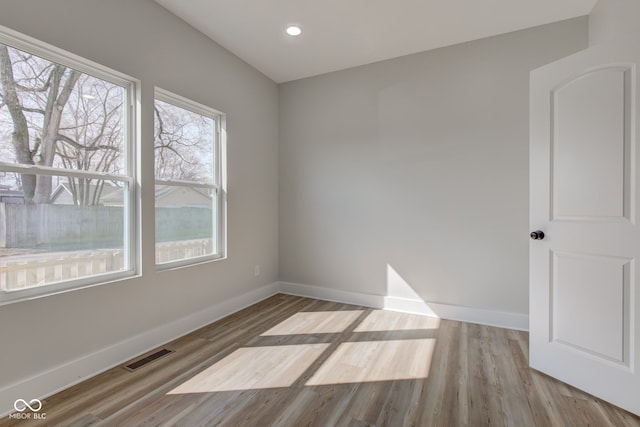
[[57, 133, 119, 152], [0, 45, 129, 204], [21, 107, 45, 114], [15, 81, 50, 93]]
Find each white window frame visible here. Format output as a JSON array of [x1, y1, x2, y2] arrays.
[[154, 88, 226, 269], [0, 25, 139, 306]]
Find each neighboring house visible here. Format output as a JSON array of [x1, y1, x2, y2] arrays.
[[50, 182, 120, 205], [5, 183, 210, 207], [0, 189, 25, 204], [101, 185, 211, 208]]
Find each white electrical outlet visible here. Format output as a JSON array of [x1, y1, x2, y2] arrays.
[[254, 265, 260, 276]]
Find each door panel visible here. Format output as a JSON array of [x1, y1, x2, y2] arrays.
[[530, 39, 640, 416], [552, 251, 629, 363], [552, 68, 630, 220]]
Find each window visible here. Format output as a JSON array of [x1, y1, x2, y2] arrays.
[[0, 28, 137, 304], [154, 88, 225, 267]]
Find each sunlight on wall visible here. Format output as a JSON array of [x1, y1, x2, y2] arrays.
[[386, 264, 423, 300], [385, 264, 443, 317]]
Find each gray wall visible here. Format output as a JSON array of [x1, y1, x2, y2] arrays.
[[279, 18, 588, 315], [0, 0, 278, 393], [589, 0, 640, 45]]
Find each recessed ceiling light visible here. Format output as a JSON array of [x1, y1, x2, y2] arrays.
[[286, 26, 302, 37]]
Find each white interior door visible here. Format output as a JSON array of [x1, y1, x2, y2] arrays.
[[530, 38, 640, 416]]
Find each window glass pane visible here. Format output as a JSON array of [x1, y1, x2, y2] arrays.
[[154, 91, 221, 267], [0, 174, 129, 291], [154, 99, 214, 183], [155, 186, 216, 264], [0, 38, 134, 299], [0, 44, 127, 187]]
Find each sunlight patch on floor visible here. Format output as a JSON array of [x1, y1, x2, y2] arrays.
[[261, 310, 364, 336], [168, 307, 440, 394], [354, 309, 441, 332], [167, 344, 329, 394], [306, 338, 436, 385]]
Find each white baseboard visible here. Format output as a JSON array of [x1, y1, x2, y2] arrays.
[[279, 281, 528, 331], [279, 281, 385, 308], [0, 282, 279, 417], [383, 296, 529, 331]]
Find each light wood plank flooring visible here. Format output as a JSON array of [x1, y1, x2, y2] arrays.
[[2, 294, 639, 426]]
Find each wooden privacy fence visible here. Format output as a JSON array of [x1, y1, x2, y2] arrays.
[[0, 203, 212, 250], [1, 238, 212, 290], [0, 203, 123, 249]]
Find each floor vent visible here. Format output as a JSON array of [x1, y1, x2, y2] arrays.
[[123, 348, 173, 372]]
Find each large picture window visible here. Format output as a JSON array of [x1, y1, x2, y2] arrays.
[[154, 88, 225, 267], [0, 29, 137, 304]]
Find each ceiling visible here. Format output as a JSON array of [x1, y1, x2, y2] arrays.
[[155, 0, 597, 83]]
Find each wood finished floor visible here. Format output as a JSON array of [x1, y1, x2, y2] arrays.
[[2, 294, 639, 427]]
